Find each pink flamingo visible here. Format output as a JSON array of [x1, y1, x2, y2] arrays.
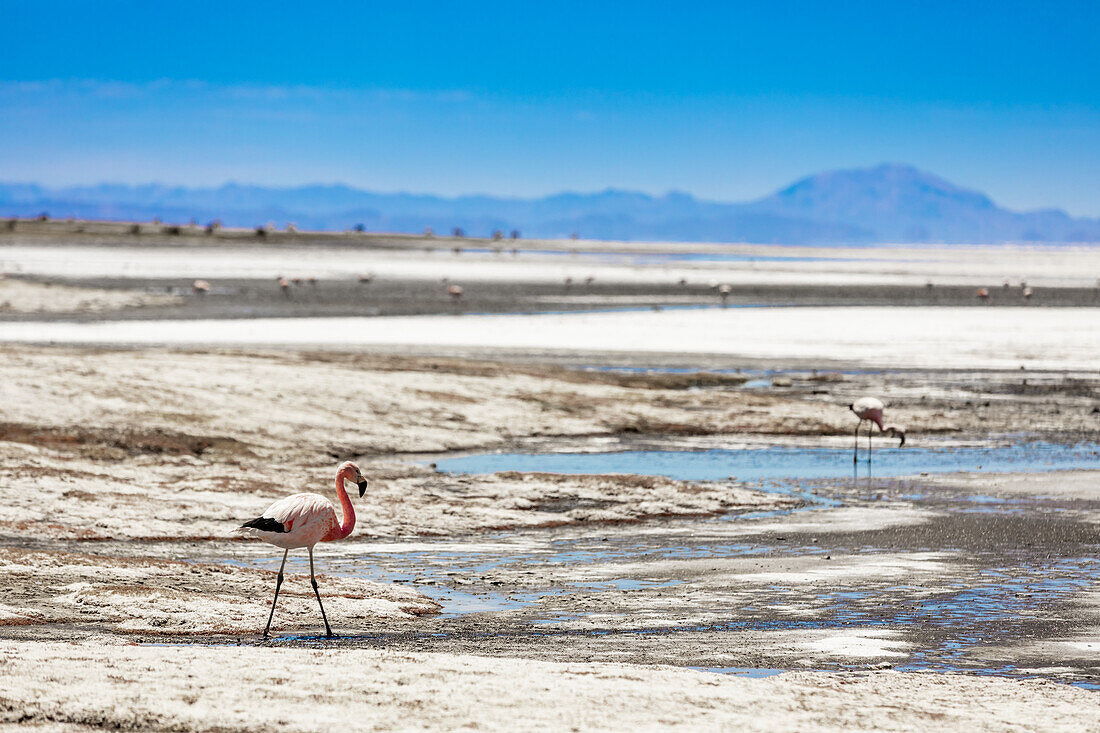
[[849, 397, 905, 463], [235, 461, 368, 637], [191, 279, 211, 296], [447, 284, 464, 300]]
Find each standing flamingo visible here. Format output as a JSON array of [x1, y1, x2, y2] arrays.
[[235, 461, 368, 637], [849, 397, 905, 463]]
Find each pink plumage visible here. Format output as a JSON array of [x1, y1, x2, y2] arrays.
[[235, 461, 367, 637], [849, 397, 905, 463]]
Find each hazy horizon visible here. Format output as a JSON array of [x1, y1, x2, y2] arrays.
[[8, 163, 1098, 244], [0, 161, 1090, 216]]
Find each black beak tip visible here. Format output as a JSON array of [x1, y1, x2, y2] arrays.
[[357, 479, 368, 497]]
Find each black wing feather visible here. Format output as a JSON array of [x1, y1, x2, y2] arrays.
[[241, 516, 288, 533]]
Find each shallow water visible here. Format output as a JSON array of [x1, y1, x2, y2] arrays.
[[431, 441, 1100, 482], [185, 434, 1100, 688]]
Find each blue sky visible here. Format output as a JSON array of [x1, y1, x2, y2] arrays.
[[2, 1, 1099, 214]]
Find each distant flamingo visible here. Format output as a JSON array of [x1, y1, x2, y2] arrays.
[[235, 461, 368, 638], [191, 279, 211, 296], [358, 273, 374, 285], [717, 283, 732, 305], [277, 277, 291, 298], [1022, 286, 1034, 301], [849, 397, 905, 463], [447, 284, 464, 300], [976, 288, 991, 303]]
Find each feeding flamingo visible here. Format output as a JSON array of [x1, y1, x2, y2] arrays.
[[447, 284, 464, 300], [191, 280, 211, 296], [849, 397, 905, 463], [235, 461, 368, 638]]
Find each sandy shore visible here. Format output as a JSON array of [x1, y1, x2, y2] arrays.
[[1, 641, 1095, 731]]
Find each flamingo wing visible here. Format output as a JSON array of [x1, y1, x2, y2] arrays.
[[237, 493, 338, 547], [852, 397, 884, 415]]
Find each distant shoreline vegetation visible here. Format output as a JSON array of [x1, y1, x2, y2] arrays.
[[3, 164, 1099, 245]]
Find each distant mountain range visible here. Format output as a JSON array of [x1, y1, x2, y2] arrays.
[[3, 164, 1098, 244]]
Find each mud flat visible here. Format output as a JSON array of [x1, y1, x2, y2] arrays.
[[0, 276, 180, 314], [4, 232, 1100, 325], [0, 344, 1097, 728]]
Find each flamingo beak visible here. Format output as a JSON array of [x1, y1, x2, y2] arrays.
[[357, 479, 368, 497]]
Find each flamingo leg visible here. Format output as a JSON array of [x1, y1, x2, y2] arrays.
[[853, 420, 862, 463], [308, 546, 334, 638], [868, 425, 873, 464], [263, 549, 289, 638]]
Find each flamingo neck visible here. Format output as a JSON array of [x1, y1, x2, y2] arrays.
[[332, 471, 356, 540]]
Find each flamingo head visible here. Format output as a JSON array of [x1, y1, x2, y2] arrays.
[[884, 426, 906, 447], [338, 461, 369, 497]]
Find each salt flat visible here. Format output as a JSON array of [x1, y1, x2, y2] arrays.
[[5, 240, 1100, 286], [3, 305, 1098, 370]]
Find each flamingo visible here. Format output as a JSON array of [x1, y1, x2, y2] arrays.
[[849, 397, 905, 463], [191, 279, 211, 296], [717, 283, 732, 305], [235, 461, 368, 638], [447, 284, 464, 300], [976, 288, 991, 303]]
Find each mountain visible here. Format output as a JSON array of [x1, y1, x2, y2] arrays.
[[751, 164, 1099, 243], [2, 164, 1097, 244]]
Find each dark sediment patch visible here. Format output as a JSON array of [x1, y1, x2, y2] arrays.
[[0, 422, 251, 458]]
